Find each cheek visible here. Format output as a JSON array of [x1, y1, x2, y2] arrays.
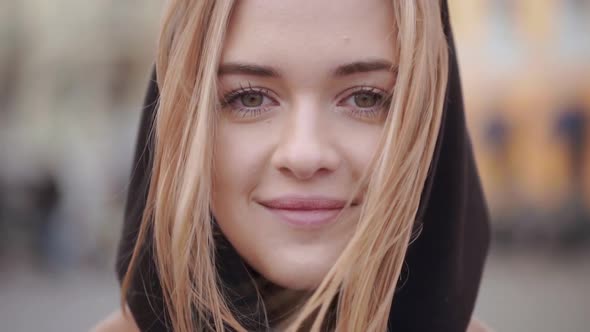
[[334, 122, 384, 179], [212, 122, 273, 208]]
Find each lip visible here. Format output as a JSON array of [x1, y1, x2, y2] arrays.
[[258, 196, 357, 229]]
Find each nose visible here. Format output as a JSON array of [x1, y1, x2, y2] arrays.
[[271, 102, 341, 180]]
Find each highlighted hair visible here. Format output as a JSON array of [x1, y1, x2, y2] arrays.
[[122, 1, 449, 331]]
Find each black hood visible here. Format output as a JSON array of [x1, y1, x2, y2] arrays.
[[115, 1, 490, 330]]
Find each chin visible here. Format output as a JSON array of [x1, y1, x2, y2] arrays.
[[255, 252, 335, 290]]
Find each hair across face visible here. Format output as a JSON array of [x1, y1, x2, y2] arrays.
[[212, 0, 398, 291], [123, 1, 449, 331]]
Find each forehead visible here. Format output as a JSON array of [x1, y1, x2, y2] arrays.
[[221, 0, 396, 72]]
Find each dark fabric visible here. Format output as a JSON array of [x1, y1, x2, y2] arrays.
[[115, 1, 490, 330], [386, 2, 490, 331], [115, 72, 170, 331]]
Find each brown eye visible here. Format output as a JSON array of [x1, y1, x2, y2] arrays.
[[354, 92, 381, 108], [241, 92, 264, 107]]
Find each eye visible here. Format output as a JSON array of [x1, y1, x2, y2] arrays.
[[353, 92, 382, 108], [240, 92, 264, 107], [337, 86, 391, 121], [219, 86, 279, 119]]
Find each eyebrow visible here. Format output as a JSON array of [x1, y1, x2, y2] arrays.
[[218, 63, 279, 77], [217, 59, 395, 78], [333, 60, 395, 76]]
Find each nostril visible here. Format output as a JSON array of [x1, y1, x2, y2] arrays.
[[271, 129, 341, 180], [278, 164, 329, 181]]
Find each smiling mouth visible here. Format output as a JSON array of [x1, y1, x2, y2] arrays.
[[258, 197, 359, 229]]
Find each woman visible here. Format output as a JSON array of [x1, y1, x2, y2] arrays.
[[95, 0, 491, 331]]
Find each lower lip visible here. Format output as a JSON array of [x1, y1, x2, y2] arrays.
[[263, 207, 343, 229]]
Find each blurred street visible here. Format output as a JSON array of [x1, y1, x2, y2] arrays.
[[475, 249, 590, 332], [1, 248, 588, 332]]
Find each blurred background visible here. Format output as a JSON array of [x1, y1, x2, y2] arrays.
[[0, 0, 588, 331]]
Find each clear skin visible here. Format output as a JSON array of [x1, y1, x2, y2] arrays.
[[212, 0, 397, 290]]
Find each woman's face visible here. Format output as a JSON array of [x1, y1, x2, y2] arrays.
[[212, 0, 396, 290]]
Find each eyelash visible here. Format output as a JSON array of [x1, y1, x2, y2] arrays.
[[219, 84, 392, 120], [219, 84, 277, 119], [338, 86, 391, 120]]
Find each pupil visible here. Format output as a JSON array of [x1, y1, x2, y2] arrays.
[[241, 93, 263, 107], [355, 93, 379, 108]]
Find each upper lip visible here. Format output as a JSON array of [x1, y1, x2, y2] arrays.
[[258, 196, 357, 210]]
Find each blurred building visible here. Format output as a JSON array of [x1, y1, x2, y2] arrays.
[[449, 0, 590, 245], [0, 0, 161, 266], [0, 0, 589, 268]]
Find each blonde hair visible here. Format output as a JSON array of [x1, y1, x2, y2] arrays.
[[121, 1, 449, 331]]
